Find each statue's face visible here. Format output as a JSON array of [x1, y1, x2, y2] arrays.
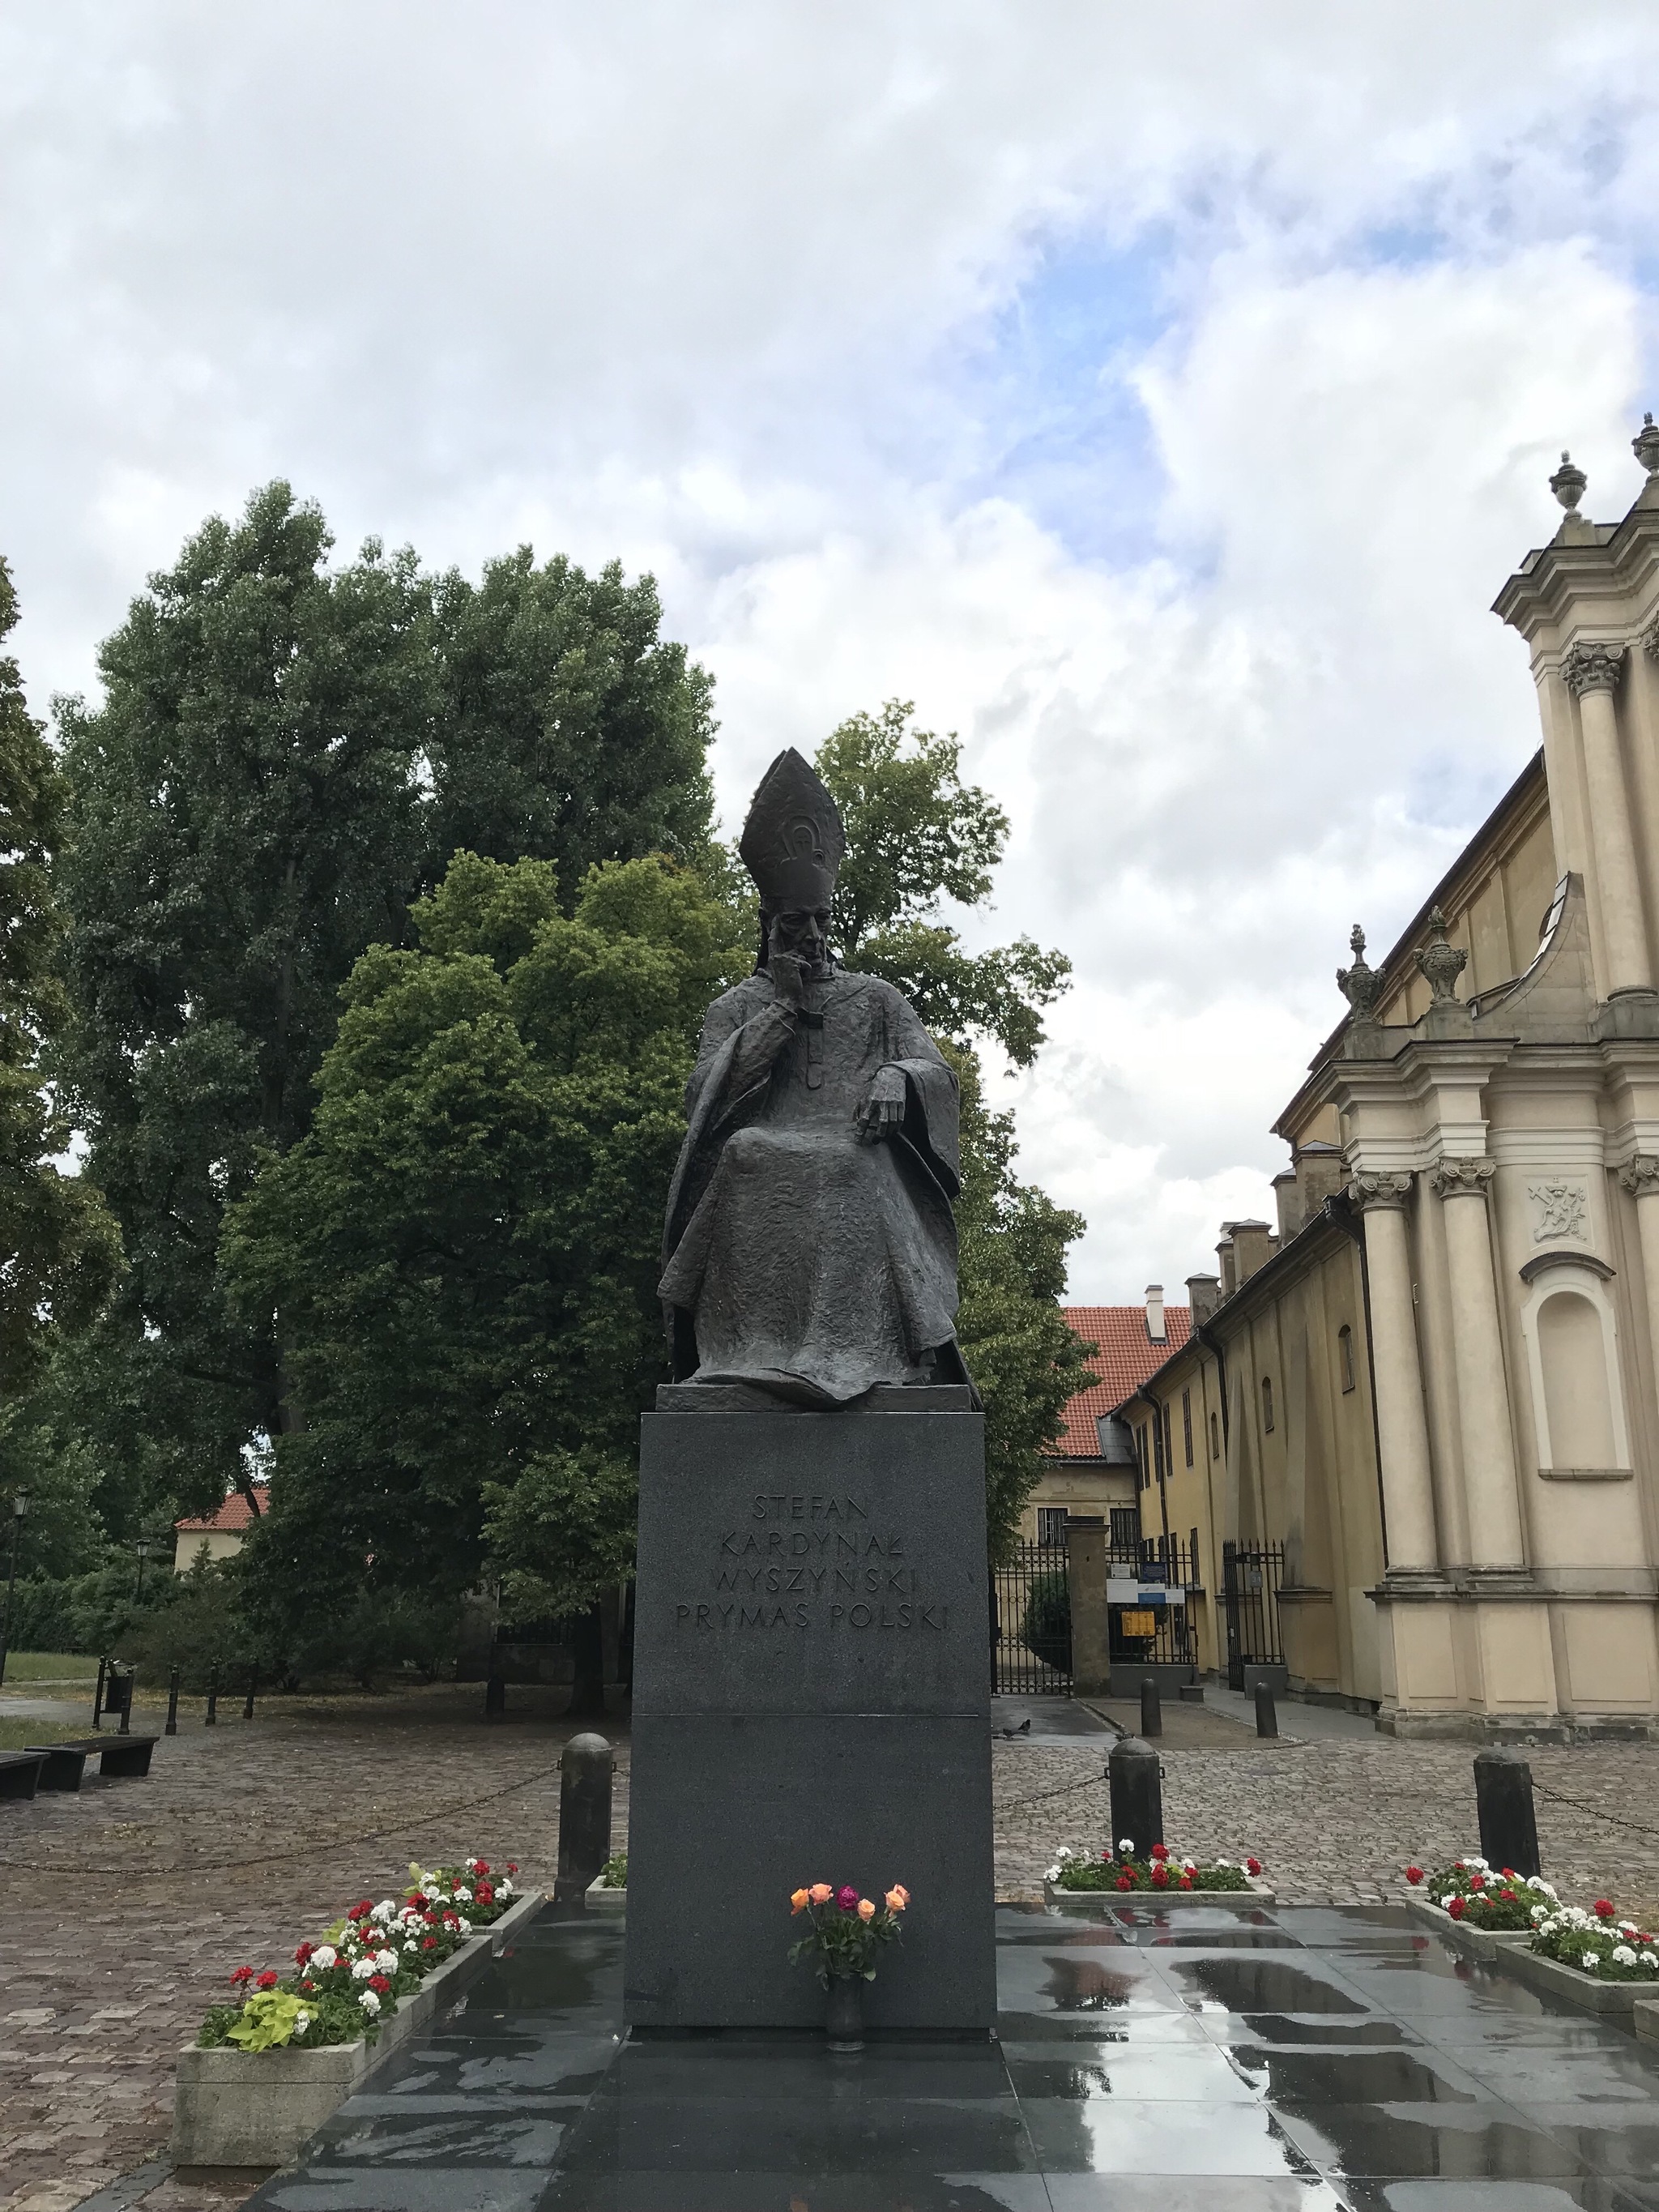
[[770, 907, 831, 970]]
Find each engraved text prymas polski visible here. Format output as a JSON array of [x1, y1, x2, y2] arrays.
[[673, 1492, 945, 1633]]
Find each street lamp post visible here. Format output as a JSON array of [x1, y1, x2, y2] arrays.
[[0, 1489, 29, 1689], [134, 1535, 153, 1604]]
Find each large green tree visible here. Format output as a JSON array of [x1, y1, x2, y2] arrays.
[[817, 701, 1071, 1067], [55, 485, 437, 1507], [54, 486, 719, 1518], [0, 559, 120, 1412], [427, 551, 716, 897], [220, 852, 748, 1650]]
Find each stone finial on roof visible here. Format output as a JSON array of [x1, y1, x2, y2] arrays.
[[1415, 905, 1468, 1004], [1550, 450, 1588, 518], [1337, 924, 1382, 1023], [1635, 413, 1659, 477]]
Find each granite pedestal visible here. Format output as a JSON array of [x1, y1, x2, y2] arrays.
[[623, 1388, 995, 2031]]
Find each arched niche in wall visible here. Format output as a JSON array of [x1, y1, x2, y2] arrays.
[[1517, 1249, 1632, 1481]]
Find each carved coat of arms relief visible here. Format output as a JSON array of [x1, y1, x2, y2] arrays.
[[1527, 1180, 1589, 1245]]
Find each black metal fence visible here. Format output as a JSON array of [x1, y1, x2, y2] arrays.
[[1109, 1535, 1200, 1671], [991, 1539, 1073, 1694], [1222, 1540, 1285, 1689]]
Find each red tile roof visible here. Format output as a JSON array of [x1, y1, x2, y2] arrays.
[[175, 1492, 262, 1535], [1049, 1305, 1192, 1457]]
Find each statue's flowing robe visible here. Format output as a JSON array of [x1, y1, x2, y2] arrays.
[[659, 968, 965, 1406]]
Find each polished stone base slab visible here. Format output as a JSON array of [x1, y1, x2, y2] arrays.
[[245, 1902, 1659, 2211]]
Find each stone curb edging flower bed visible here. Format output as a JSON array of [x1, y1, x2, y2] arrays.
[[1404, 1898, 1533, 1966], [171, 1887, 543, 2167], [1043, 1877, 1276, 1911], [585, 1877, 625, 1915]]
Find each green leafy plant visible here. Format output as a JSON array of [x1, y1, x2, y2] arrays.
[[1404, 1855, 1555, 1931], [1047, 1844, 1261, 1894], [600, 1852, 627, 1889]]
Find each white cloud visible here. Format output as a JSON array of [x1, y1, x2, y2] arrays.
[[4, 2, 1659, 1297]]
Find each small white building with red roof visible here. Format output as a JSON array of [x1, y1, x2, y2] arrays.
[[173, 1490, 262, 1573], [1023, 1287, 1192, 1544]]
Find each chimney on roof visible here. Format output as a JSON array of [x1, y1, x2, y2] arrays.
[[1145, 1283, 1166, 1343], [1186, 1272, 1220, 1326], [1225, 1220, 1276, 1287]]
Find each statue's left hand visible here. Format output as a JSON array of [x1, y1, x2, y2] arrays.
[[855, 1065, 907, 1143]]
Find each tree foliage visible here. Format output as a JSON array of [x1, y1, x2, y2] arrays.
[[949, 1044, 1090, 1560], [52, 485, 717, 1518], [427, 550, 716, 897], [220, 851, 749, 1646], [816, 701, 1070, 1067], [0, 557, 120, 1401]]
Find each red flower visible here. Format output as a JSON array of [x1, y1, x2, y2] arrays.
[[230, 1966, 254, 1987], [1150, 1864, 1169, 1888], [1499, 1890, 1516, 1903], [1245, 1858, 1262, 1877], [1501, 1867, 1517, 1879], [836, 1885, 859, 1911], [1448, 1897, 1466, 1920], [474, 1860, 490, 1875], [1149, 1844, 1169, 1862], [295, 1942, 314, 1966], [505, 1863, 519, 1876], [1405, 1866, 1425, 1885], [1595, 1899, 1615, 1919], [1178, 1874, 1193, 1890], [301, 1980, 316, 1994], [369, 1974, 390, 1994], [422, 1936, 437, 1950], [256, 1971, 279, 1990], [1115, 1873, 1133, 1892], [1469, 1873, 1486, 1889], [476, 1881, 495, 1905]]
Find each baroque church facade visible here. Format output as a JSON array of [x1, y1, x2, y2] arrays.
[[1111, 420, 1659, 1736]]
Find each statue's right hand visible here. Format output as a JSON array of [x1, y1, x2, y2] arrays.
[[770, 952, 808, 1011]]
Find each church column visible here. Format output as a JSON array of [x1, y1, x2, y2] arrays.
[[1431, 1158, 1525, 1569], [1564, 642, 1652, 994], [1618, 1155, 1659, 1418], [1350, 1173, 1438, 1571]]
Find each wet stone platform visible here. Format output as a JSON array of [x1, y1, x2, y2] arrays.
[[245, 1901, 1659, 2211]]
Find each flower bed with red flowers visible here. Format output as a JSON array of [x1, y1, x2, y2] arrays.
[[1403, 1855, 1555, 1932], [1527, 1901, 1659, 1981], [1046, 1843, 1262, 1894], [195, 1855, 522, 2052]]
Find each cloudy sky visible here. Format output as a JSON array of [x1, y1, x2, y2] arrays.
[[5, 3, 1658, 1303]]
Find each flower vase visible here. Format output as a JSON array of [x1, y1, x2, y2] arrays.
[[825, 1975, 864, 2052]]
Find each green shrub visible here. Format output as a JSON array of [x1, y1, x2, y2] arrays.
[[1021, 1569, 1071, 1672]]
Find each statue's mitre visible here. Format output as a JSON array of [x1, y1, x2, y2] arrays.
[[738, 749, 845, 909]]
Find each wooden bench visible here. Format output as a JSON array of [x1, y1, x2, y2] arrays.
[[26, 1743, 90, 1791], [49, 1734, 160, 1780], [0, 1751, 46, 1800]]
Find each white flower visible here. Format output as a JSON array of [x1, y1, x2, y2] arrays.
[[453, 1886, 471, 1903], [455, 1915, 471, 1934], [1622, 1923, 1640, 1937], [352, 1958, 377, 1981], [294, 2011, 310, 2034], [358, 1989, 381, 2015], [1582, 1952, 1601, 1971], [1045, 1866, 1061, 1882], [1528, 1877, 1556, 1897], [403, 1939, 419, 1953], [371, 1901, 395, 1924], [497, 1878, 514, 1897], [1644, 1951, 1659, 1970], [1183, 1860, 1196, 1873], [1530, 1905, 1547, 1923], [1613, 1945, 1637, 1966], [466, 1857, 479, 1870], [1118, 1838, 1134, 1854], [310, 1946, 338, 1970], [1441, 1895, 1458, 1911], [422, 1882, 441, 1898], [1056, 1847, 1073, 1861], [375, 1949, 398, 1973]]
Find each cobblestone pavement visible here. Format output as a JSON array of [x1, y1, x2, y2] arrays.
[[0, 1684, 618, 2212], [5, 1685, 1659, 2212]]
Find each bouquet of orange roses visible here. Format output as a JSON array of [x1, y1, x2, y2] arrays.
[[788, 1880, 909, 1986]]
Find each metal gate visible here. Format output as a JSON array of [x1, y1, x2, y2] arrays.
[[1222, 1541, 1285, 1689], [991, 1539, 1073, 1694]]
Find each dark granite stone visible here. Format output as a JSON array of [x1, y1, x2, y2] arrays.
[[625, 1407, 994, 2030]]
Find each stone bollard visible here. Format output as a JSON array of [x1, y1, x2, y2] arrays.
[[1140, 1676, 1162, 1740], [242, 1669, 258, 1721], [1107, 1734, 1164, 1859], [205, 1669, 218, 1727], [556, 1732, 614, 1902], [116, 1666, 134, 1735], [92, 1655, 108, 1730], [1474, 1746, 1541, 1878], [1255, 1682, 1278, 1739], [165, 1668, 180, 1736], [484, 1672, 506, 1721]]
